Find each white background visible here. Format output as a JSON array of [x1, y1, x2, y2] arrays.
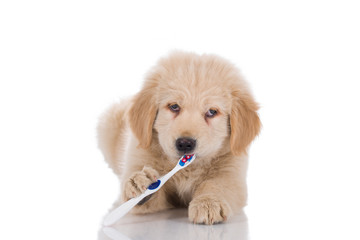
[[1, 0, 359, 239]]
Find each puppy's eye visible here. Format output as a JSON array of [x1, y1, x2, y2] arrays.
[[169, 103, 180, 113], [205, 109, 218, 118]]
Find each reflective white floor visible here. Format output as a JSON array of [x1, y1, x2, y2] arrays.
[[98, 209, 248, 240], [98, 203, 360, 240]]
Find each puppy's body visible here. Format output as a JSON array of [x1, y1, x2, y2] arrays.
[[97, 52, 260, 224]]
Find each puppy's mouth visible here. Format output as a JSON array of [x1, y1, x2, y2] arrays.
[[175, 137, 197, 156], [176, 151, 196, 158]]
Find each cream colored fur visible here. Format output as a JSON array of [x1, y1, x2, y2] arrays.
[[97, 51, 261, 224]]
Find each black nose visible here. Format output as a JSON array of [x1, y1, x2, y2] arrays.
[[176, 137, 196, 153]]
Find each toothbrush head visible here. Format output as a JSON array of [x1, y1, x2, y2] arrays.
[[179, 154, 195, 167]]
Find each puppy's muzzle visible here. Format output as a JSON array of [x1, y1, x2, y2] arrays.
[[176, 137, 196, 153]]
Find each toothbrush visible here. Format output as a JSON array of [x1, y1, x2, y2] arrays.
[[103, 154, 196, 226]]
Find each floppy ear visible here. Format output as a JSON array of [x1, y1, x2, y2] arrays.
[[128, 80, 158, 149], [230, 90, 261, 156]]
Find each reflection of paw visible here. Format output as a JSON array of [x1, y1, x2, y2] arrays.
[[123, 166, 159, 200], [189, 195, 231, 225]]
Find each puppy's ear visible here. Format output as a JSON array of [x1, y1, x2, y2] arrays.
[[230, 90, 261, 156], [128, 80, 158, 149]]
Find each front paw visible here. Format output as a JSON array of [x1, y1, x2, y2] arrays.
[[189, 195, 231, 225], [123, 166, 159, 200]]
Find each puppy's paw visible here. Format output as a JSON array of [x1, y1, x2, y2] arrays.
[[189, 195, 231, 225], [123, 166, 159, 200]]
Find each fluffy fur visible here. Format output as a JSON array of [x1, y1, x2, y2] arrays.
[[97, 51, 261, 224]]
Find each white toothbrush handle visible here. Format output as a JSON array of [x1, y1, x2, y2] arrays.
[[103, 193, 148, 226], [159, 165, 181, 183]]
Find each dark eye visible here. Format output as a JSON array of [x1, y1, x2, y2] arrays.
[[205, 109, 218, 118], [169, 103, 180, 113]]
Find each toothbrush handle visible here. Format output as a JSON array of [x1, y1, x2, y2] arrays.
[[103, 194, 144, 226], [159, 165, 181, 183]]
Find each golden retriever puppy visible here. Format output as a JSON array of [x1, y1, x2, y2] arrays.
[[97, 51, 261, 225]]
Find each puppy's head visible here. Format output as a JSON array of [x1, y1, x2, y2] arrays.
[[129, 52, 261, 160]]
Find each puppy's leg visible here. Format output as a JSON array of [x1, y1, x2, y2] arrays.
[[121, 166, 173, 214], [189, 178, 245, 225]]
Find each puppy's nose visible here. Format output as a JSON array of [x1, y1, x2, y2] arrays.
[[176, 137, 196, 153]]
